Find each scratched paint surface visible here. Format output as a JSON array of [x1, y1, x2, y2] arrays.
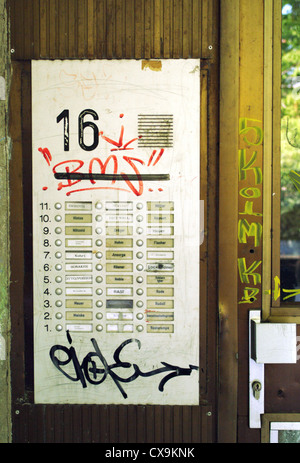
[[32, 60, 200, 405]]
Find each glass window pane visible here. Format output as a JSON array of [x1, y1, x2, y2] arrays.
[[280, 0, 300, 302], [279, 430, 300, 443]]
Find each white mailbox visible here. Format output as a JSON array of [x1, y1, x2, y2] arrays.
[[251, 319, 297, 364]]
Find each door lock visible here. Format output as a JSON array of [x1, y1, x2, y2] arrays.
[[252, 381, 262, 400]]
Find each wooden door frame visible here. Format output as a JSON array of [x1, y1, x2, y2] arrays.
[[218, 0, 283, 443], [218, 0, 239, 443]]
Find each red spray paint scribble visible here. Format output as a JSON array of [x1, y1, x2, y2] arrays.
[[89, 155, 118, 184], [38, 147, 52, 166], [147, 149, 165, 166], [149, 188, 164, 192], [147, 150, 156, 166], [39, 116, 168, 196], [99, 121, 142, 152], [51, 157, 145, 196], [152, 149, 164, 166], [52, 160, 84, 191], [49, 153, 167, 196], [120, 156, 145, 196]]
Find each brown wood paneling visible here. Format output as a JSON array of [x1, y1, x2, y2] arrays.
[[8, 0, 216, 60], [218, 0, 239, 442], [9, 0, 219, 444], [12, 404, 206, 443]]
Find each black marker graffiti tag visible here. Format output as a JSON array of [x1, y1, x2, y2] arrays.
[[49, 332, 199, 399]]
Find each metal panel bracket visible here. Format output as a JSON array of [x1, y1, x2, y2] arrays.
[[249, 310, 264, 428]]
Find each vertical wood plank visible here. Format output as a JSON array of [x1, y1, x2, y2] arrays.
[[238, 0, 264, 320], [162, 0, 171, 58], [21, 63, 34, 400], [106, 0, 115, 58], [62, 406, 73, 443], [81, 406, 91, 443], [205, 1, 219, 436], [17, 406, 28, 442], [100, 406, 109, 443], [118, 405, 128, 443], [173, 0, 182, 58], [201, 0, 208, 56], [108, 405, 118, 443], [182, 0, 191, 58], [136, 406, 146, 443], [154, 405, 164, 442], [87, 0, 95, 58], [218, 0, 239, 443], [191, 406, 201, 442], [239, 0, 264, 113], [95, 0, 106, 58], [163, 406, 173, 442], [73, 406, 83, 443], [173, 406, 183, 442], [77, 0, 86, 57], [182, 407, 192, 442], [201, 405, 213, 443], [262, 0, 273, 315], [115, 0, 124, 58], [32, 0, 40, 58], [153, 0, 161, 57], [35, 406, 45, 443], [145, 406, 154, 442], [39, 0, 48, 57], [192, 0, 201, 57], [144, 0, 152, 59], [134, 0, 144, 58], [271, 0, 282, 309], [49, 0, 58, 58], [68, 0, 77, 58], [54, 405, 64, 443], [125, 0, 135, 58], [58, 0, 67, 57], [201, 0, 213, 57], [127, 405, 137, 442], [238, 3, 263, 442], [9, 63, 25, 419], [44, 405, 54, 443]]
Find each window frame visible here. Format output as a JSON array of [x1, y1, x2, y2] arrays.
[[261, 414, 300, 443], [262, 0, 300, 322]]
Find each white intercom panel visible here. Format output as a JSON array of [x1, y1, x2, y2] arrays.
[[32, 59, 200, 405]]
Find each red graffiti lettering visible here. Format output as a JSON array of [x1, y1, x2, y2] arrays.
[[52, 160, 84, 190]]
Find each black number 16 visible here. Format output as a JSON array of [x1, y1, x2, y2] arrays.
[[56, 109, 99, 152]]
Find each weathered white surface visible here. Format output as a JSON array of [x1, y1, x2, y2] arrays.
[[253, 321, 296, 364], [32, 59, 200, 405]]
